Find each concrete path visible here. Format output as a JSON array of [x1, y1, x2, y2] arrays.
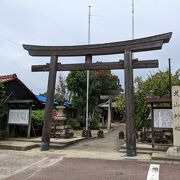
[[64, 123, 125, 153]]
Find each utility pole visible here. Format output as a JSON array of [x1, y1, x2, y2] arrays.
[[168, 58, 172, 98], [83, 5, 92, 137], [88, 5, 91, 45], [132, 0, 135, 40], [86, 5, 91, 131]]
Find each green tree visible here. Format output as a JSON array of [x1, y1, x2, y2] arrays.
[[134, 69, 180, 129], [55, 73, 67, 102], [66, 70, 121, 118], [115, 69, 180, 129], [115, 95, 125, 115], [31, 110, 44, 136]]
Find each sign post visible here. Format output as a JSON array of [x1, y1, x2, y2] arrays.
[[7, 108, 30, 138]]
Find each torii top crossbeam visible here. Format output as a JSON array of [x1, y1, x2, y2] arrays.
[[23, 32, 172, 56]]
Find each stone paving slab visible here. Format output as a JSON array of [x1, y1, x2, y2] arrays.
[[0, 152, 45, 179], [119, 148, 159, 155], [121, 142, 169, 152], [0, 141, 38, 151], [0, 137, 85, 151], [120, 143, 180, 163], [152, 152, 180, 162], [8, 136, 84, 144]]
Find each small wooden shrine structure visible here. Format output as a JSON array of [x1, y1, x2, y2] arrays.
[[0, 74, 43, 138]]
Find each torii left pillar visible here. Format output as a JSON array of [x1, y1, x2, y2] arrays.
[[41, 55, 58, 151]]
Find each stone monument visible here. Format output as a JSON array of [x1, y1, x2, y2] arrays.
[[167, 86, 180, 156], [51, 106, 74, 138]]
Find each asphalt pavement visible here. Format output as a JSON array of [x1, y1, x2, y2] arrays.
[[1, 124, 180, 179], [63, 123, 125, 153], [26, 158, 180, 180]]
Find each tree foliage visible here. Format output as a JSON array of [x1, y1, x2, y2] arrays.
[[134, 69, 180, 129], [66, 70, 121, 117], [55, 74, 67, 102], [115, 95, 125, 115], [115, 69, 180, 129], [31, 110, 44, 136]]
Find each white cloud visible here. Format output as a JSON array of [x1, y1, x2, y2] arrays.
[[0, 0, 179, 94]]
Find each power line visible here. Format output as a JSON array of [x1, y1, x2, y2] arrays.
[[0, 34, 21, 48], [0, 34, 42, 93]]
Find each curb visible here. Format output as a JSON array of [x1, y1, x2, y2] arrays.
[[152, 152, 180, 162]]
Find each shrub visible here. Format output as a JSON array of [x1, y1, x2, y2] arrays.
[[68, 116, 99, 130], [31, 110, 44, 136], [68, 118, 80, 130], [90, 118, 99, 130], [78, 116, 86, 128]]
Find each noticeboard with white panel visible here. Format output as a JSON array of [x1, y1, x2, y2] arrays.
[[8, 109, 29, 125], [153, 109, 173, 128]]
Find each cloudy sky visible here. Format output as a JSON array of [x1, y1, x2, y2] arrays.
[[0, 0, 179, 94]]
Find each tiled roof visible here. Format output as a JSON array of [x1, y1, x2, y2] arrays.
[[0, 74, 17, 83]]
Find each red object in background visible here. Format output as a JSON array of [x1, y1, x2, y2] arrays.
[[52, 111, 57, 120]]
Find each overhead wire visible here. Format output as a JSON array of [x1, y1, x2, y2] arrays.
[[0, 34, 42, 94]]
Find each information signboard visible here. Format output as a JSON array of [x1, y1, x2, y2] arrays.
[[8, 109, 29, 125], [154, 109, 173, 128]]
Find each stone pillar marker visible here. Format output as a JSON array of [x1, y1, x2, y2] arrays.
[[172, 86, 180, 146], [167, 86, 180, 156]]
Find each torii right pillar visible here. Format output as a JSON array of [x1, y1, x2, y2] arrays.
[[124, 50, 136, 156]]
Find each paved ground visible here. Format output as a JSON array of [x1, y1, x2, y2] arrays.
[[0, 151, 48, 179], [63, 123, 124, 153], [0, 124, 180, 179], [26, 158, 180, 180]]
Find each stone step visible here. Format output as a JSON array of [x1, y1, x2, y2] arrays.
[[0, 141, 38, 151], [152, 152, 180, 162], [120, 143, 169, 152], [119, 149, 160, 154], [0, 138, 85, 151]]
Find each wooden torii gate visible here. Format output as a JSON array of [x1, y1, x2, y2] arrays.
[[23, 32, 172, 156]]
